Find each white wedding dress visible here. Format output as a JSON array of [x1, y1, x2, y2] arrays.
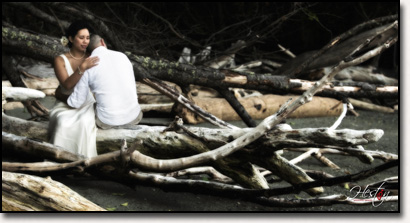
[[48, 54, 98, 158]]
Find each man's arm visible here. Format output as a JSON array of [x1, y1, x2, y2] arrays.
[[67, 72, 90, 109]]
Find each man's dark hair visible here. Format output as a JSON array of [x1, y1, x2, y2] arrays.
[[88, 34, 103, 52]]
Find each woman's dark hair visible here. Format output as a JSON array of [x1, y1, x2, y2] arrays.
[[65, 20, 94, 48]]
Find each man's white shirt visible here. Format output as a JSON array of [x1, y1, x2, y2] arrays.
[[68, 46, 141, 126]]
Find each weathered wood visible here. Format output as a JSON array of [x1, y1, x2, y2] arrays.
[[141, 78, 239, 129], [231, 61, 263, 72], [2, 26, 66, 63], [2, 114, 384, 155], [2, 113, 384, 191], [8, 70, 398, 100], [2, 23, 398, 126], [2, 131, 82, 162], [2, 114, 49, 141], [127, 159, 398, 198], [1, 6, 399, 208], [290, 79, 398, 98], [2, 24, 299, 93], [326, 66, 397, 85], [2, 22, 235, 127], [179, 94, 344, 124], [2, 87, 45, 102], [274, 15, 398, 78], [287, 147, 397, 162], [244, 150, 324, 195], [1, 124, 268, 189], [2, 171, 106, 211], [5, 155, 397, 208], [2, 115, 383, 190], [128, 172, 398, 207], [217, 87, 257, 127], [2, 54, 49, 117], [204, 40, 246, 69], [166, 166, 233, 184], [5, 3, 70, 31], [312, 152, 341, 169], [2, 19, 398, 196], [140, 103, 173, 113], [5, 77, 179, 106], [137, 81, 180, 104], [2, 133, 269, 189], [290, 148, 320, 165], [44, 2, 125, 52], [4, 157, 397, 204], [348, 97, 395, 113], [21, 78, 58, 96], [2, 87, 47, 120]]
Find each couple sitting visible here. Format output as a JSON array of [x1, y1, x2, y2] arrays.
[[48, 20, 142, 158]]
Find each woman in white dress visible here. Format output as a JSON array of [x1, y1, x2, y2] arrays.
[[48, 21, 100, 158]]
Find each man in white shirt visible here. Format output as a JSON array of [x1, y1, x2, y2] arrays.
[[68, 35, 142, 129]]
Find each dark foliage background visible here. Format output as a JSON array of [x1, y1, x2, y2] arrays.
[[2, 2, 398, 68]]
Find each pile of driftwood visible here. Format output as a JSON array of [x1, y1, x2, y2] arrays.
[[2, 12, 399, 211]]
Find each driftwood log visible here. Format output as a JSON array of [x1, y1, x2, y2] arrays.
[[2, 131, 398, 208], [274, 15, 398, 78], [179, 94, 343, 124], [2, 109, 385, 193], [2, 113, 384, 156], [2, 18, 398, 127], [1, 10, 398, 210], [2, 171, 105, 211], [348, 98, 395, 113]]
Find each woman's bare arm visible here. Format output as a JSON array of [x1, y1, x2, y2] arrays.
[[54, 56, 99, 91]]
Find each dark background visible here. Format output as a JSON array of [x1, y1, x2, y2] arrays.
[[2, 2, 398, 70]]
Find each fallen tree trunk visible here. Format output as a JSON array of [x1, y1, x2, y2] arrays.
[[3, 22, 397, 192], [2, 53, 49, 117], [2, 140, 398, 209], [2, 110, 384, 192], [138, 160, 401, 202], [2, 108, 384, 193], [312, 66, 398, 85], [9, 75, 179, 104], [217, 87, 257, 127], [291, 79, 398, 98], [2, 87, 45, 102], [348, 97, 395, 113], [2, 154, 398, 204], [274, 15, 398, 78], [1, 24, 299, 93], [6, 71, 399, 101], [1, 25, 65, 63], [2, 23, 398, 127], [2, 171, 106, 211], [178, 94, 343, 124], [2, 15, 398, 209], [142, 78, 239, 129], [2, 113, 384, 155], [2, 95, 388, 167]]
